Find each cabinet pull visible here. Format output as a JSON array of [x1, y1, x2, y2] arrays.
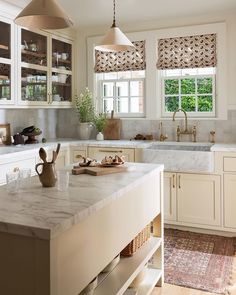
[[172, 174, 175, 189], [178, 175, 181, 189], [99, 150, 123, 153]]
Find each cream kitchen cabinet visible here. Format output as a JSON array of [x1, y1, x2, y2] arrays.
[[177, 173, 221, 227], [164, 172, 177, 222], [215, 152, 236, 230], [164, 172, 221, 227], [224, 174, 236, 229], [87, 146, 135, 162]]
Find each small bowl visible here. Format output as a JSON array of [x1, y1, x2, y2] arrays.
[[102, 254, 120, 273]]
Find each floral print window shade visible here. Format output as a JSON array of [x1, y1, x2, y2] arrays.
[[94, 41, 146, 73], [156, 34, 217, 70]]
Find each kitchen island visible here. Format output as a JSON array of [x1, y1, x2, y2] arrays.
[[0, 162, 164, 295]]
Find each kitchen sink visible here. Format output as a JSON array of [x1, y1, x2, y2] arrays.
[[147, 142, 212, 151], [142, 142, 214, 172]]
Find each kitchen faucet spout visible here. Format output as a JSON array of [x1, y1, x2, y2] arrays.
[[172, 108, 188, 132]]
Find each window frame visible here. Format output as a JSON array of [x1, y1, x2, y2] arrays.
[[98, 77, 146, 118], [87, 22, 227, 120], [161, 72, 216, 118]]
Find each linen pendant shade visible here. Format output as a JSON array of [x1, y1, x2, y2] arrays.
[[95, 0, 135, 52], [14, 0, 73, 30]]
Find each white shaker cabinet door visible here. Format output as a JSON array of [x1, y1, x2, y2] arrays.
[[224, 174, 236, 229], [164, 172, 177, 222], [177, 173, 221, 227]]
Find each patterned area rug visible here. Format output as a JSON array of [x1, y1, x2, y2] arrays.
[[164, 229, 236, 294]]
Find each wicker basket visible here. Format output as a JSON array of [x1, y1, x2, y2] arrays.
[[121, 224, 151, 257]]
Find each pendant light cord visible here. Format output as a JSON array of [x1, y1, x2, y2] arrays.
[[112, 0, 116, 27]]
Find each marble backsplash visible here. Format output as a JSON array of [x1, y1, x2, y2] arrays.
[[0, 108, 236, 143]]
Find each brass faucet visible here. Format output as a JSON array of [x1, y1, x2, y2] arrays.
[[159, 121, 168, 141], [172, 109, 197, 142]]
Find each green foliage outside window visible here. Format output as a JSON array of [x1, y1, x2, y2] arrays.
[[181, 96, 196, 112], [164, 77, 213, 113]]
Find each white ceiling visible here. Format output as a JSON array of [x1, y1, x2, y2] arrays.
[[5, 0, 236, 28]]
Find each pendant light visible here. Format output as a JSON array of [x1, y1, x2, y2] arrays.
[[14, 0, 73, 30], [95, 0, 135, 52]]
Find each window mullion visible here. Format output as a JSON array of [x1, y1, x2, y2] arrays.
[[195, 77, 198, 112], [179, 78, 181, 109]]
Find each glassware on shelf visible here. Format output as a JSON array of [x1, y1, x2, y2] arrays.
[[0, 63, 11, 101], [52, 71, 71, 102], [21, 67, 47, 102], [52, 38, 72, 70]]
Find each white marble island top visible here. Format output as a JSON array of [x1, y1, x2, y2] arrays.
[[0, 163, 163, 240]]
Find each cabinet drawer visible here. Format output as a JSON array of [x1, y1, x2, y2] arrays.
[[223, 157, 236, 172], [88, 147, 135, 162]]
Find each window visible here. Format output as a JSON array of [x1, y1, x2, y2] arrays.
[[94, 41, 146, 117], [96, 70, 145, 117], [157, 34, 217, 117], [162, 67, 215, 116]]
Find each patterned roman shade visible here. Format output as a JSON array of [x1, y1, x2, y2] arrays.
[[94, 41, 146, 73], [156, 34, 217, 70]]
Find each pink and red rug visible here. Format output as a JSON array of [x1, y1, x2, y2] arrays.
[[164, 229, 236, 294]]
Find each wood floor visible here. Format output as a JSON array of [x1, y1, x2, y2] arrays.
[[151, 284, 217, 295]]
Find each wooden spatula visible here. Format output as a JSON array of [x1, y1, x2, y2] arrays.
[[39, 148, 47, 163]]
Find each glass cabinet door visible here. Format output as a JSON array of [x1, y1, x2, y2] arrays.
[[0, 63, 11, 101], [0, 21, 10, 59], [21, 67, 47, 103], [21, 29, 47, 66], [51, 71, 72, 103], [0, 18, 14, 105], [52, 38, 72, 71]]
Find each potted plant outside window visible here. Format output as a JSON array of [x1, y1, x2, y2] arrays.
[[75, 88, 95, 140], [93, 113, 108, 141]]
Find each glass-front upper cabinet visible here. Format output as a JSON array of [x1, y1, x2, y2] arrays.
[[18, 28, 73, 106], [19, 28, 49, 105], [0, 17, 14, 105], [50, 37, 73, 104]]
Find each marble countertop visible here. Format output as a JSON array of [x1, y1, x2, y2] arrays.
[[0, 139, 152, 160], [1, 139, 236, 161], [0, 163, 163, 240], [211, 144, 236, 152]]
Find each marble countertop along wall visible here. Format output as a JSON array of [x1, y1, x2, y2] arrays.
[[1, 139, 236, 160], [0, 163, 163, 240]]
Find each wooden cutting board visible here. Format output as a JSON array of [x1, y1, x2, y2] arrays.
[[103, 111, 121, 140], [72, 166, 127, 176]]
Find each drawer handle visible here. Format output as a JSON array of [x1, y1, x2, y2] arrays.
[[99, 150, 123, 153], [172, 174, 175, 189], [178, 175, 181, 189]]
